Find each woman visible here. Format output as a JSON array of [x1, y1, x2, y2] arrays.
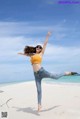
[[18, 32, 76, 112]]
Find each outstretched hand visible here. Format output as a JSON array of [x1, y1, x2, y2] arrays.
[[47, 31, 52, 36], [18, 52, 22, 55], [17, 52, 24, 55]]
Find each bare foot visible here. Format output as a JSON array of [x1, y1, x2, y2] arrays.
[[65, 72, 78, 76], [65, 72, 71, 75], [38, 104, 42, 112]]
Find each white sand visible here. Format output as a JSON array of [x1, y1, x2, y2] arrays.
[[0, 81, 80, 119]]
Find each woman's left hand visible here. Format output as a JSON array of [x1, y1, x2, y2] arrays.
[[47, 31, 52, 36]]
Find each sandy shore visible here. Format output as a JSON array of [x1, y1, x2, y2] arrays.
[[0, 81, 80, 119]]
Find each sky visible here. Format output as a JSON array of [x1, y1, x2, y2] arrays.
[[0, 0, 80, 83]]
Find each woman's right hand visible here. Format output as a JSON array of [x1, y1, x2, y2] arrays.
[[17, 52, 23, 55], [18, 52, 29, 56]]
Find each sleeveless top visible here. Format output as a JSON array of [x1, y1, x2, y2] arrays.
[[30, 54, 42, 64]]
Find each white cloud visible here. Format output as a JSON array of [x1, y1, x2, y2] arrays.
[[0, 21, 68, 38], [0, 36, 35, 62], [0, 35, 80, 65], [0, 21, 52, 37], [44, 44, 80, 61]]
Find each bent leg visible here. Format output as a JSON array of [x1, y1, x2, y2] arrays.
[[40, 68, 64, 80]]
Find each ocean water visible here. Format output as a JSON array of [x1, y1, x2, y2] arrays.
[[43, 76, 80, 84], [0, 76, 80, 87]]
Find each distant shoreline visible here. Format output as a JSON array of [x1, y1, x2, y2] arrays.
[[0, 80, 33, 87], [0, 80, 80, 88]]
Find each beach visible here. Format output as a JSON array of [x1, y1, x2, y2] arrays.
[[0, 81, 80, 119]]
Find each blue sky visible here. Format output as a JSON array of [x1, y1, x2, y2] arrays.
[[0, 0, 80, 83]]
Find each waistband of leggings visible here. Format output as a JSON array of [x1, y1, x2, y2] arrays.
[[34, 67, 44, 74]]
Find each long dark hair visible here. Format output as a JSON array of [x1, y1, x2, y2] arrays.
[[24, 45, 42, 54]]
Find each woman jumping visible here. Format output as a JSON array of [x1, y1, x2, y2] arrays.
[[18, 32, 77, 112]]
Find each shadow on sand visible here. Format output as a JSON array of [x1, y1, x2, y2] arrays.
[[0, 90, 4, 93], [12, 105, 61, 116]]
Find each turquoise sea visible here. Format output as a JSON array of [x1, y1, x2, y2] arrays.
[[43, 75, 80, 84], [0, 76, 80, 87]]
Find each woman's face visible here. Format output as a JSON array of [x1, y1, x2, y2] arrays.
[[36, 46, 42, 53]]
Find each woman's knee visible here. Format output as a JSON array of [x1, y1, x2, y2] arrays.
[[37, 87, 41, 94]]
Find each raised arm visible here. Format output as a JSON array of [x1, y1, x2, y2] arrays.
[[41, 32, 51, 55]]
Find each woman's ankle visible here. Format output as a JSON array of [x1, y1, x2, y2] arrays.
[[38, 104, 42, 112], [65, 72, 71, 76]]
